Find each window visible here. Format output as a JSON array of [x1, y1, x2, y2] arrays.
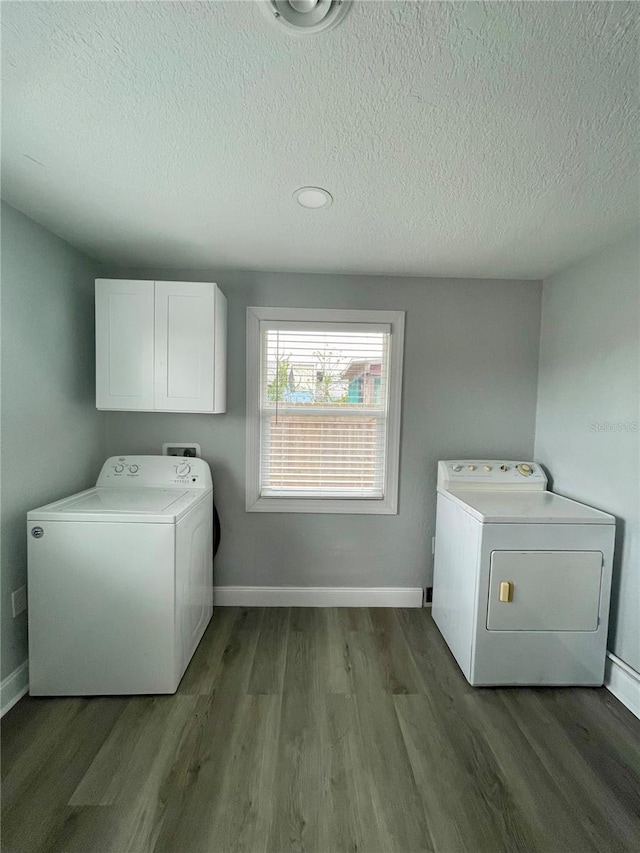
[[246, 307, 404, 514]]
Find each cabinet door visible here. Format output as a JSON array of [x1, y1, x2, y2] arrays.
[[154, 282, 215, 412], [95, 279, 155, 410]]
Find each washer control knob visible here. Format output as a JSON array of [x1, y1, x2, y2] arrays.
[[484, 465, 492, 471], [452, 465, 462, 472], [177, 463, 191, 477], [129, 464, 139, 473], [500, 464, 509, 471], [468, 465, 477, 471], [517, 463, 533, 476], [114, 464, 124, 473]]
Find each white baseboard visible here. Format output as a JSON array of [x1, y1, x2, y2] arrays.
[[213, 586, 424, 608], [1, 660, 29, 718], [605, 651, 640, 720]]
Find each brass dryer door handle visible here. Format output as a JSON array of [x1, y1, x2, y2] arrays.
[[499, 581, 514, 603]]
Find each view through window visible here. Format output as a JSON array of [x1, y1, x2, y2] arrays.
[[260, 326, 390, 498]]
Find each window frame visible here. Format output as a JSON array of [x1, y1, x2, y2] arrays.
[[246, 306, 405, 514]]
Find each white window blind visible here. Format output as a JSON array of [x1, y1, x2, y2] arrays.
[[259, 321, 391, 499]]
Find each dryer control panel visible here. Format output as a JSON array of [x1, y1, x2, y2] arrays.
[[437, 460, 547, 492], [97, 456, 213, 489]]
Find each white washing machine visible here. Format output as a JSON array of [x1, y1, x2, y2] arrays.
[[432, 460, 615, 686], [27, 455, 214, 696]]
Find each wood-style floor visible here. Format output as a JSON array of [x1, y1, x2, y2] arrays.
[[2, 608, 640, 853]]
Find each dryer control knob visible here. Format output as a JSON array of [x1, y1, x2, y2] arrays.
[[114, 464, 124, 473], [129, 464, 139, 473], [484, 465, 492, 471], [517, 463, 532, 476], [177, 463, 191, 477], [468, 465, 477, 471], [452, 465, 462, 472]]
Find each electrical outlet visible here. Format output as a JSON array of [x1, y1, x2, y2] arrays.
[[12, 585, 27, 617], [162, 443, 201, 458]]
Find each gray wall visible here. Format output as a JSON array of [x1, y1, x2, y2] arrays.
[[1, 202, 105, 681], [535, 233, 640, 673], [105, 268, 542, 591]]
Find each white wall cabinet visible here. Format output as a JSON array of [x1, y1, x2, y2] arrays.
[[96, 279, 227, 413]]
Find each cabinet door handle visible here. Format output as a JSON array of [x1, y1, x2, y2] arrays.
[[499, 581, 514, 602]]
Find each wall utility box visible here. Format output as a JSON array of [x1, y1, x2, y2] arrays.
[[162, 443, 201, 458]]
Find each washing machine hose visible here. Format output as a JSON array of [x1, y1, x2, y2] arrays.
[[213, 502, 221, 558]]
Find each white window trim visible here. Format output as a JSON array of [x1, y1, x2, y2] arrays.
[[246, 306, 405, 514]]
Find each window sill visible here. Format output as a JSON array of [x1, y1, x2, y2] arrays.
[[245, 495, 398, 515]]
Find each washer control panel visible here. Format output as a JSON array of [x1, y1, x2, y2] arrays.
[[96, 456, 212, 489], [438, 460, 547, 492]]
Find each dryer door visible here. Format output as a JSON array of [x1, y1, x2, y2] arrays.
[[487, 550, 602, 632]]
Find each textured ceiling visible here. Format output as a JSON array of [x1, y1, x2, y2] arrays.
[[2, 1, 639, 279]]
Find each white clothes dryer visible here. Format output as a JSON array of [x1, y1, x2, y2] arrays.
[[27, 455, 213, 696], [432, 460, 615, 686]]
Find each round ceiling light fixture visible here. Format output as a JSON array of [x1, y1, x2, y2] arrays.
[[293, 186, 333, 209], [263, 0, 351, 35]]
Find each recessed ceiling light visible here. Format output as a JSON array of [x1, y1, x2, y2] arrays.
[[293, 186, 333, 209], [263, 1, 351, 36]]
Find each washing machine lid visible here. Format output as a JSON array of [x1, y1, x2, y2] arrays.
[[441, 489, 615, 525], [27, 487, 209, 524]]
